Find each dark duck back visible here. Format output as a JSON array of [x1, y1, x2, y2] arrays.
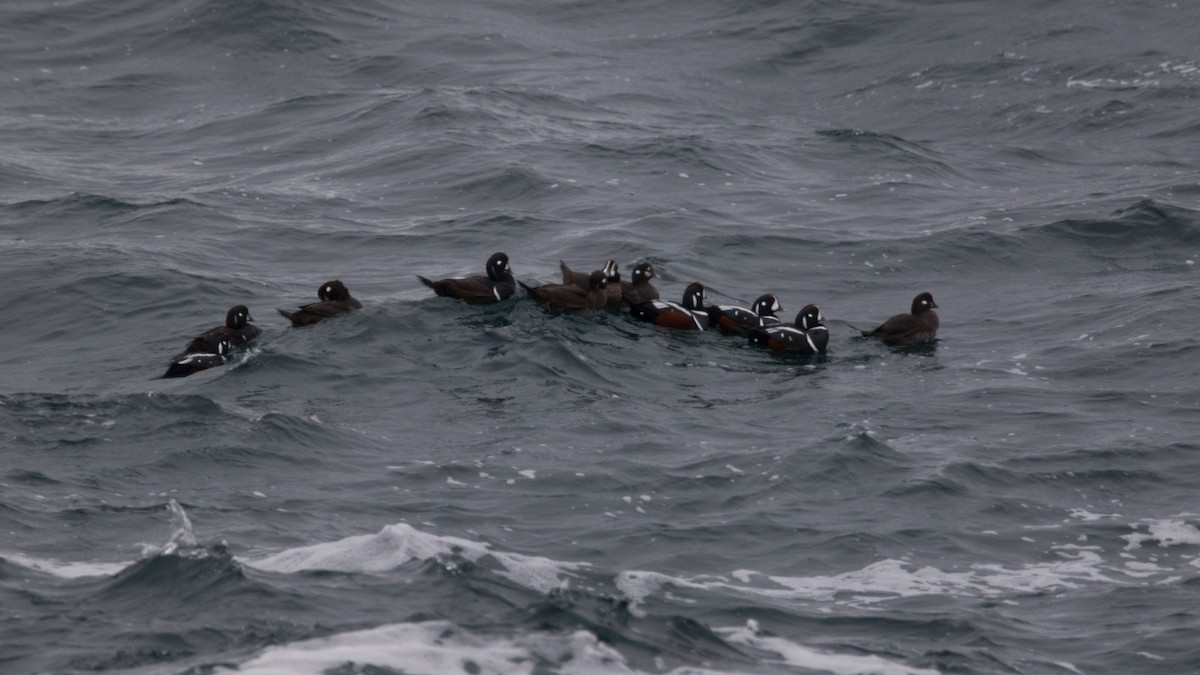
[[278, 280, 362, 326], [860, 292, 939, 345], [163, 336, 231, 378], [179, 305, 258, 355], [749, 304, 828, 353], [522, 270, 609, 313], [561, 259, 622, 310], [418, 252, 515, 304], [619, 262, 659, 306], [628, 282, 720, 331], [715, 293, 783, 336]]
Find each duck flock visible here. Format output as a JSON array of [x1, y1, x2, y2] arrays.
[[161, 252, 939, 378]]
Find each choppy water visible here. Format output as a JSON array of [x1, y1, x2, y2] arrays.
[[3, 1, 1199, 673]]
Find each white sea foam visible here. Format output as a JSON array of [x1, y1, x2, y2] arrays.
[[219, 618, 935, 675], [0, 500, 200, 578], [718, 621, 939, 675], [619, 548, 1120, 610], [245, 522, 587, 593], [1122, 561, 1170, 578], [217, 620, 637, 675], [1067, 508, 1120, 521], [1066, 76, 1160, 89], [1120, 519, 1200, 550], [0, 550, 126, 578]]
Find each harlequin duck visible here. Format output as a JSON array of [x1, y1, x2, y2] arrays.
[[628, 282, 720, 331], [162, 336, 231, 378], [521, 270, 609, 313], [277, 280, 362, 326], [178, 305, 258, 355], [620, 262, 659, 306], [561, 259, 622, 310], [860, 292, 939, 345], [715, 293, 783, 336], [418, 252, 515, 304], [748, 304, 828, 353]]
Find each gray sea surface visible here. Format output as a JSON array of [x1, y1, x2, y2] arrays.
[[2, 1, 1199, 673]]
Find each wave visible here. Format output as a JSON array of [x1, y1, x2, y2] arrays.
[[246, 521, 587, 594], [0, 392, 230, 438], [815, 128, 968, 182], [1, 191, 207, 215], [6, 500, 1193, 673], [217, 620, 640, 675], [616, 549, 1121, 612], [0, 550, 127, 579], [0, 0, 378, 61], [217, 616, 939, 675], [1031, 198, 1200, 248], [884, 197, 1200, 276]]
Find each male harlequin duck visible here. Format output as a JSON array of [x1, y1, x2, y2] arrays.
[[521, 270, 609, 313], [179, 305, 258, 355], [418, 252, 515, 304], [748, 304, 829, 354], [860, 292, 939, 345], [628, 282, 720, 331], [715, 293, 783, 336], [561, 259, 622, 310], [278, 280, 362, 326], [162, 336, 231, 378], [620, 262, 659, 306]]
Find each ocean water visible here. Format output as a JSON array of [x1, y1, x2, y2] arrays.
[[2, 0, 1199, 673]]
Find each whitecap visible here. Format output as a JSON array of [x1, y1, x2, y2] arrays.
[[217, 621, 634, 675], [718, 620, 939, 675], [0, 499, 205, 578], [0, 550, 126, 579], [620, 549, 1119, 609], [245, 522, 588, 594]]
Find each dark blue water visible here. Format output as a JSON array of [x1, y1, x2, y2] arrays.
[[3, 1, 1199, 673]]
